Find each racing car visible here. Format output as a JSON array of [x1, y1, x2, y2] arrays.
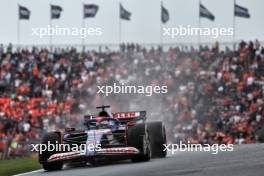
[[39, 105, 167, 171]]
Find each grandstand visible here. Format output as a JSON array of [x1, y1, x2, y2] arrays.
[[0, 40, 264, 159]]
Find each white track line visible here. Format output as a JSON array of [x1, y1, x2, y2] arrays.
[[13, 169, 43, 176]]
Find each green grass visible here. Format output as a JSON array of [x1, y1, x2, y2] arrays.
[[0, 157, 41, 176]]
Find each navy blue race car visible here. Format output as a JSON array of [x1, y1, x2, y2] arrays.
[[39, 105, 167, 171]]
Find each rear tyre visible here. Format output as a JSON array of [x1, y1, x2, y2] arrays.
[[39, 132, 63, 171], [148, 121, 167, 158], [128, 123, 151, 162]]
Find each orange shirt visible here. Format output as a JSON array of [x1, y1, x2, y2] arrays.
[[33, 66, 38, 77], [47, 75, 55, 85]]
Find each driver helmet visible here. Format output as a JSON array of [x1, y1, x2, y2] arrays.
[[99, 110, 110, 117]]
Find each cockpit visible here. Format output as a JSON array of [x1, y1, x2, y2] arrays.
[[85, 118, 120, 131]]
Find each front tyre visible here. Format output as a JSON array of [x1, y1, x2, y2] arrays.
[[128, 123, 151, 162], [39, 132, 63, 171], [42, 162, 63, 171]]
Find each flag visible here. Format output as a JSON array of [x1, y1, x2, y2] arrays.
[[19, 5, 30, 20], [51, 5, 63, 19], [200, 4, 215, 21], [83, 4, 99, 18], [161, 5, 169, 24], [120, 4, 131, 20], [234, 4, 250, 18]]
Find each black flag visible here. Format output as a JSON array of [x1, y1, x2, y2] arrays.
[[120, 4, 131, 20], [19, 5, 30, 20], [51, 5, 63, 19], [84, 4, 99, 18], [161, 5, 169, 24], [200, 4, 215, 21], [234, 4, 250, 18]]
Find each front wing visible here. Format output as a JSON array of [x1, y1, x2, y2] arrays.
[[48, 147, 139, 162]]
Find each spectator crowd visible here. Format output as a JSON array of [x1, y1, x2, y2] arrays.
[[0, 40, 264, 159]]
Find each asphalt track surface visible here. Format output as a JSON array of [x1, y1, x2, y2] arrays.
[[19, 144, 264, 176]]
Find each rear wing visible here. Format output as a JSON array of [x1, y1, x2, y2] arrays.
[[112, 111, 146, 123], [84, 111, 147, 124]]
